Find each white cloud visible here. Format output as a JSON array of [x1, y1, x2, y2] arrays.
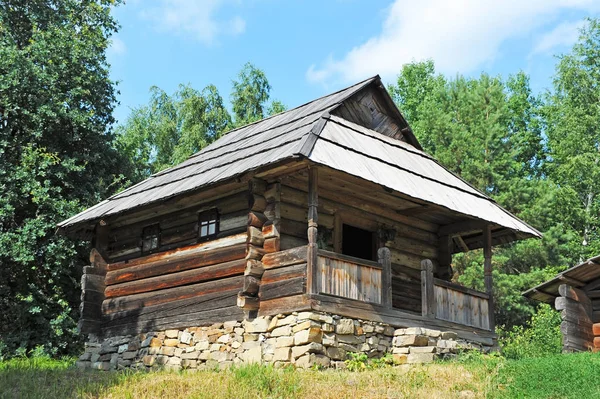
[[108, 36, 127, 56], [140, 0, 246, 45], [532, 20, 585, 55], [307, 0, 600, 85]]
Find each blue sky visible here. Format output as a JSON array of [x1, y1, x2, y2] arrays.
[[108, 0, 600, 124]]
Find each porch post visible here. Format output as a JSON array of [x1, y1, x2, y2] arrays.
[[483, 225, 495, 331], [421, 259, 435, 318], [377, 228, 394, 308], [307, 167, 319, 295]]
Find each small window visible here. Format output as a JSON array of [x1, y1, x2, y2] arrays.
[[342, 224, 375, 261], [199, 209, 219, 241], [142, 224, 160, 254]]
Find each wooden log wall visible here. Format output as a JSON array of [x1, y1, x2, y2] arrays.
[[105, 190, 249, 263], [237, 179, 269, 316], [584, 277, 600, 323], [79, 248, 107, 335], [95, 187, 252, 337], [101, 233, 247, 336], [279, 171, 441, 314], [258, 246, 308, 315], [556, 284, 594, 352]]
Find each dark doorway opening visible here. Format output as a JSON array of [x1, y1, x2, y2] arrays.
[[342, 224, 375, 261]]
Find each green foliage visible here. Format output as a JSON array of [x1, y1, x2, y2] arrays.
[[498, 304, 562, 360], [388, 20, 600, 326], [231, 62, 272, 127], [492, 352, 600, 398], [116, 63, 285, 178], [0, 0, 130, 358], [345, 352, 395, 371], [230, 363, 299, 398], [116, 84, 231, 178]]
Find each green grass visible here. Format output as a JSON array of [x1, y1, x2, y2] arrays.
[[1, 352, 599, 398]]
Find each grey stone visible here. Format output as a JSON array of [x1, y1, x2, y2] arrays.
[[393, 335, 429, 347], [292, 342, 323, 359], [180, 331, 193, 344], [271, 325, 292, 337], [326, 346, 347, 360], [335, 319, 354, 335], [272, 347, 291, 362], [294, 328, 322, 345], [407, 353, 437, 363]]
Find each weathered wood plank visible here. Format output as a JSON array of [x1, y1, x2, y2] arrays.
[[106, 243, 246, 286], [102, 275, 244, 314], [261, 246, 308, 269]]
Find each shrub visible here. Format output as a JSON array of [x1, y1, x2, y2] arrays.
[[498, 303, 562, 360]]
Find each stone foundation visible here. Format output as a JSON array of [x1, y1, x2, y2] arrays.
[[76, 311, 492, 371]]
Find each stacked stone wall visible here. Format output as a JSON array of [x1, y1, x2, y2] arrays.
[[77, 311, 493, 371]]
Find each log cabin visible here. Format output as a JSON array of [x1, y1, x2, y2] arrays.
[[524, 256, 600, 352], [59, 76, 541, 369]]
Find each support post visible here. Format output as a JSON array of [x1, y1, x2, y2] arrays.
[[483, 225, 495, 331], [421, 259, 435, 318], [307, 167, 319, 295], [378, 247, 392, 308]]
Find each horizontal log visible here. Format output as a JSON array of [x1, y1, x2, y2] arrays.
[[102, 275, 244, 314], [110, 188, 248, 232], [106, 242, 246, 285], [280, 234, 308, 250], [258, 294, 312, 317], [261, 263, 307, 285], [107, 233, 246, 272], [280, 202, 334, 229], [105, 258, 245, 298], [259, 277, 305, 301], [561, 322, 594, 340], [220, 210, 249, 232], [262, 246, 308, 269], [559, 284, 591, 306], [280, 218, 307, 239], [104, 287, 239, 326], [392, 294, 422, 313], [391, 248, 436, 270], [104, 304, 245, 337], [555, 297, 592, 316], [390, 235, 438, 259]]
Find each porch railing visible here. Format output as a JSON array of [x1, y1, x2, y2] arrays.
[[421, 259, 491, 330], [316, 250, 391, 305]]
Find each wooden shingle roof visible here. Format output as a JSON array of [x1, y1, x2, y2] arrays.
[[58, 76, 540, 243]]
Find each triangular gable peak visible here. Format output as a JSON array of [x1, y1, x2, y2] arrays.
[[331, 77, 422, 150]]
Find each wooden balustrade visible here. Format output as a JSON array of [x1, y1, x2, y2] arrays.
[[421, 259, 491, 331], [316, 250, 385, 305]]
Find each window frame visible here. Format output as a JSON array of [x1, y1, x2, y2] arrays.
[[141, 223, 161, 255], [198, 208, 219, 242]]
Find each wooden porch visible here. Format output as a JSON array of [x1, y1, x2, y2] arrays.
[[261, 246, 495, 346]]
